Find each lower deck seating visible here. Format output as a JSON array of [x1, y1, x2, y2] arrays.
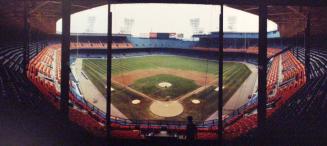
[[25, 44, 312, 141], [292, 47, 327, 78], [0, 42, 44, 74], [0, 67, 106, 146], [3, 35, 326, 145]]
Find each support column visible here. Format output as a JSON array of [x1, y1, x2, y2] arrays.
[[36, 30, 40, 54], [60, 0, 71, 118], [305, 12, 311, 80], [296, 36, 299, 58], [257, 1, 268, 145], [218, 4, 224, 145], [23, 1, 29, 76], [297, 46, 299, 59], [106, 1, 113, 144]]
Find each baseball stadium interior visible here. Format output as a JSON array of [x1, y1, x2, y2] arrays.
[[1, 0, 327, 146]]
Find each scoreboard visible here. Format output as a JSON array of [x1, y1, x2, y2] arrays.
[[149, 32, 177, 39]]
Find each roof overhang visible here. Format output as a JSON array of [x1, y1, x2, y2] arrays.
[[0, 0, 326, 37]]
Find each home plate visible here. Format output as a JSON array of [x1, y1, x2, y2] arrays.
[[150, 101, 183, 117]]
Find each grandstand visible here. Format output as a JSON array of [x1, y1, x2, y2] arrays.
[[1, 1, 327, 146]]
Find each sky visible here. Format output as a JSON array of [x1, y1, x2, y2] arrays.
[[56, 4, 278, 39]]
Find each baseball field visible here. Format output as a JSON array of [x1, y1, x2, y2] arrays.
[[82, 55, 251, 121]]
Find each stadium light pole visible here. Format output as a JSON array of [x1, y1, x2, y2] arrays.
[[106, 1, 113, 145], [23, 0, 29, 77], [218, 4, 224, 146], [60, 0, 71, 120], [257, 0, 268, 145], [305, 11, 311, 81]]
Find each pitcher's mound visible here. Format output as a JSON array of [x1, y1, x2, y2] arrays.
[[158, 82, 172, 88], [150, 101, 183, 117]]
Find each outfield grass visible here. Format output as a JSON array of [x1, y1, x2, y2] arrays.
[[130, 74, 199, 100], [83, 56, 239, 96], [112, 56, 222, 75], [81, 55, 251, 121], [83, 56, 236, 75]]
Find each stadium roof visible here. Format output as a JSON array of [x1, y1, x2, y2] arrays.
[[1, 0, 326, 37]]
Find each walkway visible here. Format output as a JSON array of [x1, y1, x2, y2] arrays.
[[70, 58, 127, 119]]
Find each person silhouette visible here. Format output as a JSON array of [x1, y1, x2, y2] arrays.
[[186, 116, 197, 141]]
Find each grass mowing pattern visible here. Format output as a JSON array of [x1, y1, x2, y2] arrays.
[[112, 56, 221, 75], [82, 56, 251, 121], [83, 55, 231, 76], [180, 63, 251, 121], [130, 74, 199, 100], [82, 56, 235, 96], [82, 59, 107, 94]]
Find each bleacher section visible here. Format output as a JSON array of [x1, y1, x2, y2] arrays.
[[70, 42, 134, 49], [129, 37, 195, 49], [68, 34, 134, 49]]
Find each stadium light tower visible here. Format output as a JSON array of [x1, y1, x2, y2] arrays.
[[190, 18, 200, 35], [120, 18, 134, 34], [227, 16, 237, 50], [227, 16, 236, 32], [85, 16, 96, 33]]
